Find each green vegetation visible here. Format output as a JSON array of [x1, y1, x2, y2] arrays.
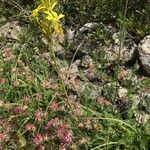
[[0, 0, 149, 149]]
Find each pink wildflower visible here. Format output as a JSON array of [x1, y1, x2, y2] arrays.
[[26, 75, 33, 81], [42, 79, 52, 89], [73, 102, 82, 116], [84, 119, 92, 129], [97, 96, 112, 106], [38, 145, 45, 150], [25, 124, 36, 131], [49, 102, 59, 111], [2, 48, 15, 61], [34, 92, 43, 101], [0, 132, 8, 142], [13, 80, 20, 87], [35, 109, 47, 122], [13, 106, 26, 115], [23, 96, 30, 104], [0, 78, 6, 84], [56, 124, 73, 145], [33, 133, 45, 146], [12, 68, 18, 74], [45, 118, 60, 130]]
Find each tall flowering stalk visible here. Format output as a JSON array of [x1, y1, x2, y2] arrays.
[[32, 0, 68, 98]]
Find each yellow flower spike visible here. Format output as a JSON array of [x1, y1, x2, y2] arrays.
[[45, 11, 64, 36], [48, 0, 58, 11], [57, 13, 65, 20], [40, 0, 57, 11], [40, 0, 49, 6], [51, 11, 59, 19], [33, 0, 64, 36], [44, 11, 53, 19], [45, 10, 64, 21], [54, 22, 64, 36], [32, 0, 52, 17], [32, 3, 45, 17]]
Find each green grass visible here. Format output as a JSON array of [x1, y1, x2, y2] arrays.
[[0, 0, 150, 150]]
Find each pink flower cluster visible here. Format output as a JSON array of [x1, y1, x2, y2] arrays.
[[35, 109, 47, 122], [42, 79, 52, 89], [45, 118, 60, 130], [34, 92, 43, 101], [13, 106, 26, 115], [33, 133, 46, 146], [49, 102, 59, 111], [42, 79, 58, 90], [56, 124, 73, 145], [25, 124, 36, 132], [45, 118, 73, 147], [0, 78, 6, 84], [2, 48, 15, 62], [23, 96, 30, 104], [0, 132, 8, 142], [97, 96, 112, 106], [73, 102, 82, 116]]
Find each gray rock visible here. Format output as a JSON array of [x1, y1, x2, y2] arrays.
[[74, 35, 99, 55], [105, 32, 137, 64], [138, 35, 150, 76], [70, 80, 102, 100], [64, 22, 118, 60], [66, 28, 75, 41], [69, 59, 81, 75], [118, 66, 140, 86], [118, 87, 128, 98], [67, 23, 99, 54], [135, 111, 150, 124], [78, 22, 99, 33], [81, 55, 94, 68], [0, 21, 22, 40], [138, 92, 150, 113], [78, 22, 116, 35]]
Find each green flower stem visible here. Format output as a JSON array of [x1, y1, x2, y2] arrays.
[[48, 42, 68, 96], [47, 40, 73, 109], [91, 142, 118, 150]]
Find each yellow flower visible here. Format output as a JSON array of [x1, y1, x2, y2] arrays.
[[32, 0, 57, 17], [47, 0, 58, 12], [32, 0, 64, 36], [32, 5, 45, 16], [45, 11, 64, 35]]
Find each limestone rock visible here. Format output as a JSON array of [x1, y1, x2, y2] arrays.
[[78, 22, 99, 33], [69, 22, 116, 55], [0, 21, 22, 40], [105, 32, 137, 64], [118, 87, 128, 99], [64, 23, 117, 60], [138, 35, 150, 76], [81, 55, 94, 68], [66, 28, 76, 41], [135, 112, 150, 124]]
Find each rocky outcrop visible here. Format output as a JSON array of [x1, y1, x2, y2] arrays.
[[104, 32, 137, 64], [66, 22, 116, 55], [0, 21, 22, 40], [66, 23, 137, 65], [138, 35, 150, 76]]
